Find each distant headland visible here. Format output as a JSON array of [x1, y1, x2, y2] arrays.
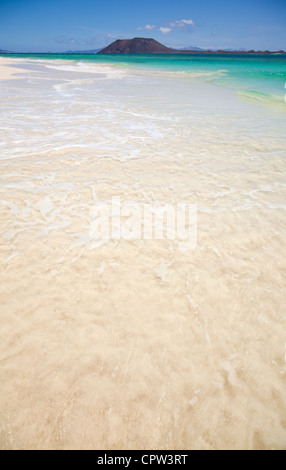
[[1, 38, 285, 55], [98, 37, 286, 55]]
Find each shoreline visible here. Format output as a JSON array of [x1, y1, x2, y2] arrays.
[[0, 57, 31, 80], [1, 54, 284, 112]]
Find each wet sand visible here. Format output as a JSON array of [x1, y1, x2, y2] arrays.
[[0, 57, 31, 80], [0, 57, 286, 450]]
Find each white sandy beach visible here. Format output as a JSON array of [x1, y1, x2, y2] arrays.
[[0, 56, 286, 450], [0, 57, 31, 80]]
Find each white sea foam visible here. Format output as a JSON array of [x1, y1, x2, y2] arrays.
[[44, 60, 128, 79]]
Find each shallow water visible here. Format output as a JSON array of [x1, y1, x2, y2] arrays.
[[0, 58, 286, 450], [5, 52, 286, 106]]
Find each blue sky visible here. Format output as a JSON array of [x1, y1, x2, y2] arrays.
[[0, 0, 285, 52]]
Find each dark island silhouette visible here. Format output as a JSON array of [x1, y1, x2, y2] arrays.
[[99, 38, 175, 54], [98, 37, 285, 55], [0, 38, 285, 55]]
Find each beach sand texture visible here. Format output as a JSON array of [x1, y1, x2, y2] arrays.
[[0, 57, 286, 450], [0, 57, 32, 80]]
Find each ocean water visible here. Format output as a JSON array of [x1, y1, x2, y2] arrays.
[[0, 55, 286, 450], [4, 52, 286, 106]]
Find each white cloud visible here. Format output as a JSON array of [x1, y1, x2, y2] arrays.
[[167, 19, 195, 31], [137, 24, 156, 31], [136, 19, 195, 36], [181, 19, 195, 26], [159, 27, 172, 34]]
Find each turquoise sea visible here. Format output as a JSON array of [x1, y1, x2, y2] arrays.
[[3, 52, 286, 107]]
